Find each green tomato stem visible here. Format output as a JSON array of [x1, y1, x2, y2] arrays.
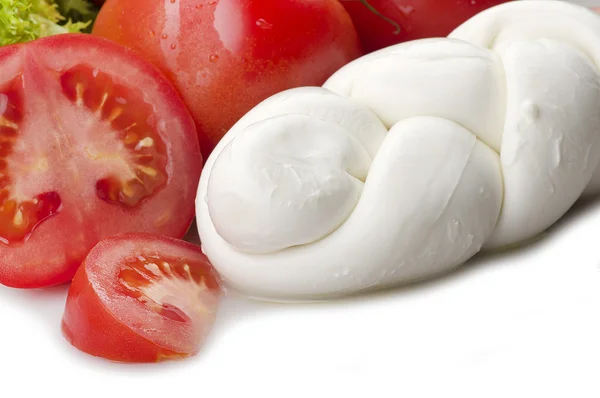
[[358, 0, 401, 35]]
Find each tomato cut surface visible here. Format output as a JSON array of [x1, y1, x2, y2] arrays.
[[0, 35, 201, 288], [62, 233, 222, 363], [0, 78, 62, 244]]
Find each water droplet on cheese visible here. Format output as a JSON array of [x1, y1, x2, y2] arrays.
[[465, 234, 475, 248], [521, 100, 540, 122], [447, 220, 462, 243], [551, 135, 563, 169]]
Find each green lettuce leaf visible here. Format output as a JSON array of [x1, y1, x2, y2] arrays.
[[55, 0, 99, 26], [0, 0, 92, 46]]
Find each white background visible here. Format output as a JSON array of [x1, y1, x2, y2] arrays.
[[2, 202, 600, 397], [3, 1, 600, 397]]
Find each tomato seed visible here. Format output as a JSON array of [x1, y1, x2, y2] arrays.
[[118, 254, 215, 322], [61, 65, 168, 207]]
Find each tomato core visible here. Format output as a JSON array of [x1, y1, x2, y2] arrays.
[[60, 65, 168, 207], [0, 76, 63, 245], [118, 253, 217, 324]]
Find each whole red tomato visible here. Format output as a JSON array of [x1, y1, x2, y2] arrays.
[[340, 0, 513, 53], [93, 0, 362, 157]]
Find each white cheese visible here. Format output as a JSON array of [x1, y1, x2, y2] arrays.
[[196, 1, 600, 299], [484, 38, 600, 248], [451, 0, 600, 204], [324, 39, 506, 153], [199, 114, 502, 299], [207, 114, 372, 254]]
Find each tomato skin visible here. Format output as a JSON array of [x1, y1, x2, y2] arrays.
[[62, 233, 222, 363], [62, 266, 183, 362], [92, 0, 362, 157], [0, 35, 202, 289], [340, 0, 513, 53]]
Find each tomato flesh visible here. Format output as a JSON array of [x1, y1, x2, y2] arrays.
[[0, 78, 62, 244], [119, 253, 217, 323], [60, 65, 169, 206], [93, 0, 362, 157], [0, 35, 201, 288], [62, 233, 222, 363], [340, 0, 513, 53]]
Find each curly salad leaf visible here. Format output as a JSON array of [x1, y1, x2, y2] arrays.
[[0, 0, 97, 46], [55, 0, 99, 25]]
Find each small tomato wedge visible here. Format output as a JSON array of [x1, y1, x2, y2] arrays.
[[62, 233, 222, 363], [0, 34, 201, 288]]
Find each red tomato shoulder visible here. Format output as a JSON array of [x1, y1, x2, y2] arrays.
[[93, 0, 362, 157], [340, 0, 513, 53]]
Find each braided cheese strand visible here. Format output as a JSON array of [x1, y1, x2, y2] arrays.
[[197, 1, 600, 299]]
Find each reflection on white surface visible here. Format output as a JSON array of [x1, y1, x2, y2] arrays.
[[2, 198, 599, 397], [563, 0, 600, 6]]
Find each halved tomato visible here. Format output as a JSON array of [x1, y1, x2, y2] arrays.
[[62, 233, 222, 363], [0, 34, 201, 288]]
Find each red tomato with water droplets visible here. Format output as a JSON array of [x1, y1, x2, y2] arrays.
[[0, 35, 201, 288], [62, 233, 222, 363], [92, 0, 362, 158], [340, 0, 513, 53]]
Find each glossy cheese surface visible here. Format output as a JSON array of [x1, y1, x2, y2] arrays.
[[197, 1, 600, 299]]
